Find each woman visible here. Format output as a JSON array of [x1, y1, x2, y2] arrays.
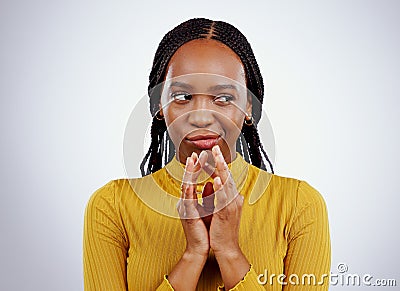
[[83, 18, 331, 290]]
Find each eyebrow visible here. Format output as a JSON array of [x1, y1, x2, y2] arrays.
[[169, 81, 193, 90], [169, 81, 239, 92], [208, 84, 239, 92]]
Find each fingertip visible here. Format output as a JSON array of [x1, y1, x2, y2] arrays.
[[211, 145, 217, 157], [186, 156, 194, 170], [212, 144, 220, 152], [191, 151, 198, 161], [214, 176, 222, 189], [198, 150, 208, 164]]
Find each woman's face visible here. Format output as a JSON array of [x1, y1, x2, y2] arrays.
[[160, 39, 251, 163]]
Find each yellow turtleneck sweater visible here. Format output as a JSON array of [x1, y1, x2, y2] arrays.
[[83, 153, 331, 290]]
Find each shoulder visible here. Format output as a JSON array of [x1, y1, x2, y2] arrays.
[[269, 174, 329, 229], [273, 173, 327, 209], [247, 164, 327, 210], [296, 180, 327, 208], [86, 179, 134, 211], [245, 164, 301, 204], [86, 168, 170, 207], [88, 171, 180, 219], [84, 180, 130, 247]]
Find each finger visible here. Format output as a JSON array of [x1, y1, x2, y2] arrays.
[[178, 157, 202, 220], [197, 151, 216, 178], [235, 193, 245, 209], [176, 198, 183, 214], [181, 183, 201, 219], [181, 157, 191, 197], [183, 176, 195, 207], [211, 145, 239, 202], [212, 145, 230, 184], [191, 152, 200, 172], [214, 176, 227, 211], [182, 157, 196, 200], [176, 197, 187, 218], [190, 152, 206, 184], [197, 151, 208, 168], [201, 181, 215, 214], [202, 161, 217, 178], [224, 171, 239, 202]]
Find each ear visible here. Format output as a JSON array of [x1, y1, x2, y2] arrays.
[[246, 93, 252, 117], [158, 103, 164, 116]]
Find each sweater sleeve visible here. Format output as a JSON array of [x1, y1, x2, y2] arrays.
[[155, 275, 175, 291], [83, 181, 176, 291], [83, 181, 129, 290], [217, 265, 265, 290], [217, 180, 330, 291], [282, 181, 331, 290]]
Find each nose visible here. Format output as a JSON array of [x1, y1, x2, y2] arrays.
[[187, 95, 215, 128]]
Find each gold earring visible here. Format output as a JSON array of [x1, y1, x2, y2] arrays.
[[244, 114, 253, 126], [155, 111, 164, 120]]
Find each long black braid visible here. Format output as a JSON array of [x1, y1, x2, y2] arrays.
[[140, 18, 274, 176]]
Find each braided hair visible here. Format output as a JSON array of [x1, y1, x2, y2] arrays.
[[140, 18, 274, 176]]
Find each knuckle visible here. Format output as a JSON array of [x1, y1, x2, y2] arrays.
[[227, 176, 235, 188], [176, 199, 182, 209], [183, 199, 193, 208], [236, 194, 244, 205], [217, 194, 227, 205]]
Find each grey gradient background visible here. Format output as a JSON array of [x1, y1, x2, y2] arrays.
[[0, 0, 399, 290]]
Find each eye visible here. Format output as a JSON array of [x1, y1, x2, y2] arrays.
[[171, 92, 192, 104], [213, 94, 234, 106]]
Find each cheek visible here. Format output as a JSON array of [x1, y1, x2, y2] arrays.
[[218, 112, 244, 137], [164, 107, 187, 141], [163, 104, 180, 126]]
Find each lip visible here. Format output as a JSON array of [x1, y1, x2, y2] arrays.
[[186, 134, 220, 141], [186, 134, 220, 150]]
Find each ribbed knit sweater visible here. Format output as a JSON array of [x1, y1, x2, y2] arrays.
[[83, 153, 331, 290]]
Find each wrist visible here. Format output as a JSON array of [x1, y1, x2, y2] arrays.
[[214, 248, 250, 290], [183, 248, 208, 265], [214, 247, 243, 263], [168, 249, 208, 290]]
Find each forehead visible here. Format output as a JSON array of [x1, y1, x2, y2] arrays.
[[165, 39, 246, 87]]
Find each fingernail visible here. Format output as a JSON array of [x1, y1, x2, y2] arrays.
[[191, 153, 197, 165], [214, 176, 221, 187]]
